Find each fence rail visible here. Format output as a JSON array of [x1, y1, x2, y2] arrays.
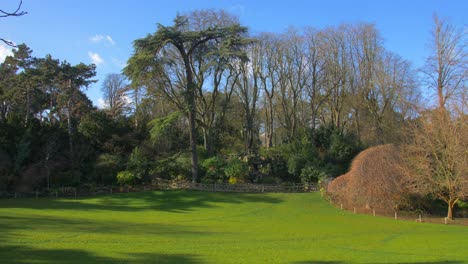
[[0, 182, 318, 199]]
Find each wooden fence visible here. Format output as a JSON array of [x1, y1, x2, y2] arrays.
[[0, 182, 318, 199]]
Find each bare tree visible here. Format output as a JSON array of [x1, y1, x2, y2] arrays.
[[255, 33, 281, 148], [402, 109, 468, 220], [101, 73, 128, 118], [1, 0, 27, 47], [421, 15, 467, 111]]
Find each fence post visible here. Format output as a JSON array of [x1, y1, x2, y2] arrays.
[[14, 192, 17, 199], [394, 211, 398, 220], [340, 203, 343, 210], [55, 191, 58, 198], [74, 190, 77, 200], [419, 214, 422, 222], [444, 217, 447, 224], [373, 209, 376, 216], [35, 191, 38, 200], [110, 186, 112, 194], [354, 208, 356, 214]]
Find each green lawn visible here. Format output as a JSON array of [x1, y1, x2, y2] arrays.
[[0, 190, 466, 264]]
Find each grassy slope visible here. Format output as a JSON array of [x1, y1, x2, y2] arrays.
[[0, 190, 466, 264]]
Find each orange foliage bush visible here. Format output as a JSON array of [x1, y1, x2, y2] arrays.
[[327, 144, 407, 211]]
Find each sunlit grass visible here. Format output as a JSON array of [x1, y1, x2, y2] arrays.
[[0, 190, 467, 263]]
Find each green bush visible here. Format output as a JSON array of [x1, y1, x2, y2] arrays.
[[94, 154, 123, 184], [116, 170, 137, 185], [151, 153, 192, 181], [225, 159, 249, 183], [300, 166, 327, 185], [201, 156, 226, 183], [126, 147, 150, 183]]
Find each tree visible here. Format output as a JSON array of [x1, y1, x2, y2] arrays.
[[402, 110, 468, 220], [1, 0, 27, 46], [421, 15, 467, 111], [125, 11, 249, 182], [101, 73, 128, 118]]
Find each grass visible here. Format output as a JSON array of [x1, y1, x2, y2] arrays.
[[0, 190, 467, 263]]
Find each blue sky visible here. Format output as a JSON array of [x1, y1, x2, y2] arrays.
[[1, 0, 466, 107]]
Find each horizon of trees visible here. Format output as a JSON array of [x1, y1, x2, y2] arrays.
[[1, 10, 466, 218]]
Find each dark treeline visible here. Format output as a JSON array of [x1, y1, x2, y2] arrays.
[[0, 10, 458, 193]]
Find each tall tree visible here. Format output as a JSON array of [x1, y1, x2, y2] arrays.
[[421, 15, 467, 111], [125, 12, 249, 182]]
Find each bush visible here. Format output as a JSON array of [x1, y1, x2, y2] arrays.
[[300, 166, 327, 185], [151, 153, 192, 181], [94, 154, 123, 184], [117, 170, 137, 185], [127, 147, 150, 183], [225, 159, 249, 183], [201, 156, 226, 183]]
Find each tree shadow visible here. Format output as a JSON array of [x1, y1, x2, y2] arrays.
[[0, 190, 283, 213], [0, 245, 202, 264], [292, 261, 464, 264], [0, 214, 223, 239], [292, 261, 346, 264]]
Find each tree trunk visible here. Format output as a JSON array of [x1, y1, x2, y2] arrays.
[[447, 198, 458, 220], [181, 51, 199, 183], [67, 100, 73, 158]]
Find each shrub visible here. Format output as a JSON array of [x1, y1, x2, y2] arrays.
[[94, 154, 123, 184], [225, 159, 249, 183], [117, 170, 137, 185], [151, 153, 192, 181], [127, 147, 150, 183], [300, 166, 327, 185], [327, 144, 407, 211], [201, 156, 226, 183]]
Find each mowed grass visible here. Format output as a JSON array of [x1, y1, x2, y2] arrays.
[[0, 191, 467, 264]]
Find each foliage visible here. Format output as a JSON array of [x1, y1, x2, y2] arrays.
[[201, 156, 226, 183], [300, 165, 327, 185], [328, 144, 408, 211], [116, 170, 136, 185], [94, 153, 123, 184], [126, 147, 150, 183], [151, 153, 192, 181], [224, 159, 249, 183]]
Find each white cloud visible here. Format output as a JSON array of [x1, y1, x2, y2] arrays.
[[97, 97, 109, 109], [0, 45, 13, 63], [88, 51, 104, 65], [90, 34, 115, 45]]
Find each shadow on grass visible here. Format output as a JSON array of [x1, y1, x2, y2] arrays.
[[0, 245, 202, 264], [0, 189, 283, 213], [0, 214, 223, 238], [292, 261, 464, 264], [292, 261, 346, 264]]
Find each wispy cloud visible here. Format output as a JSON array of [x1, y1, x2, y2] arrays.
[[97, 97, 108, 109], [89, 34, 115, 45], [0, 45, 13, 62], [88, 51, 104, 65]]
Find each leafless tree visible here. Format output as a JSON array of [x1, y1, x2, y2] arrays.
[[101, 73, 129, 118], [420, 15, 467, 111], [402, 109, 468, 220]]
